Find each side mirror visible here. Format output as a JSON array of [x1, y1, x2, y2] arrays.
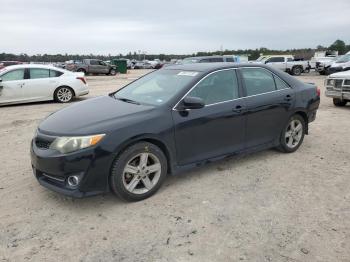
[[182, 96, 205, 110], [265, 60, 269, 64]]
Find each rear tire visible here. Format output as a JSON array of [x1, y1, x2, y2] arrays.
[[77, 68, 87, 76], [278, 114, 305, 153], [110, 142, 167, 202], [54, 86, 74, 103], [333, 98, 347, 107], [292, 66, 302, 76]]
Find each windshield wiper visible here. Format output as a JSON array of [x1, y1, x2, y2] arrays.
[[116, 97, 141, 105]]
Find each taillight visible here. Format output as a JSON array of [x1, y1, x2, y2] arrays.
[[77, 77, 86, 84], [316, 87, 321, 97]]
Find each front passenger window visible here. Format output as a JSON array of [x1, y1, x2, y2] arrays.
[[187, 70, 239, 105], [1, 69, 25, 81]]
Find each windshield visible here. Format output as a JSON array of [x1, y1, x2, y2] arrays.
[[336, 54, 350, 63], [181, 58, 199, 64], [115, 69, 199, 106], [256, 56, 267, 62]]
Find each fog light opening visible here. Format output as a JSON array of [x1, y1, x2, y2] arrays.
[[67, 175, 80, 187]]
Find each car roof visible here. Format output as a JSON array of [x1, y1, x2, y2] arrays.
[[163, 62, 305, 88], [0, 64, 65, 72], [163, 62, 269, 72]]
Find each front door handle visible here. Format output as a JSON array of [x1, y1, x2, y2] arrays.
[[232, 105, 245, 113]]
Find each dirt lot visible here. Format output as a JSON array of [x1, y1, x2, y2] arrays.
[[0, 70, 349, 262]]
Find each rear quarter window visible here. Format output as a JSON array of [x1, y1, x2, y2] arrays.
[[50, 70, 63, 77]]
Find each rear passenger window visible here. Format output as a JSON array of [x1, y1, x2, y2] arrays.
[[50, 70, 63, 77], [188, 70, 239, 105], [241, 68, 276, 96], [274, 76, 289, 90], [30, 68, 50, 79]]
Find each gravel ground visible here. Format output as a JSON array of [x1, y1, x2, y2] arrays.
[[0, 70, 349, 262]]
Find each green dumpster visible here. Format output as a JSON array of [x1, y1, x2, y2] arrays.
[[112, 59, 127, 74]]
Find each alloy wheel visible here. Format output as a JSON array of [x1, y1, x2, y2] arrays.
[[122, 152, 162, 194], [57, 87, 73, 102], [285, 119, 303, 149]]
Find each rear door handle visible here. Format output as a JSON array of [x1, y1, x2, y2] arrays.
[[284, 95, 292, 101], [232, 105, 245, 113]]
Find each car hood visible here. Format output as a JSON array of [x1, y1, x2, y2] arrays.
[[329, 71, 350, 78], [38, 96, 156, 135]]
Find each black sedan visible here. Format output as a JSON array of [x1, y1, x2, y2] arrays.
[[31, 63, 320, 201]]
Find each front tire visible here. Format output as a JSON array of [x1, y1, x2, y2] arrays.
[[110, 142, 167, 201], [54, 86, 74, 103], [278, 114, 305, 153], [109, 69, 117, 75], [333, 98, 347, 107]]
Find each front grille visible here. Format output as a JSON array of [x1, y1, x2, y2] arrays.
[[343, 86, 350, 92], [334, 79, 343, 89], [35, 139, 52, 149]]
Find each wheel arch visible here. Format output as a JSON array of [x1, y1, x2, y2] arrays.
[[53, 85, 76, 100], [112, 135, 173, 175], [294, 110, 308, 134]]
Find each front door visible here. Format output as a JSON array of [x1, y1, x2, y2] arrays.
[[172, 69, 246, 165], [22, 68, 58, 101], [0, 68, 26, 104]]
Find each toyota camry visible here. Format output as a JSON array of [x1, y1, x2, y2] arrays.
[[31, 63, 320, 201]]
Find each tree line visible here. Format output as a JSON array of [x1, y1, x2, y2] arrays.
[[1, 40, 349, 63]]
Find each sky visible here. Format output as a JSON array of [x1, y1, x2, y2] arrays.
[[1, 0, 350, 55]]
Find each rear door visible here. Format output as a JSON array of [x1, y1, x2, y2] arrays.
[[0, 68, 26, 103], [172, 69, 246, 165], [239, 67, 295, 148]]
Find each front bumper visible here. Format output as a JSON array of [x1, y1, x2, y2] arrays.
[[30, 132, 112, 198], [325, 90, 350, 100]]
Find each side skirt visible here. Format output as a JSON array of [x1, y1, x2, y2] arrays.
[[170, 140, 279, 176]]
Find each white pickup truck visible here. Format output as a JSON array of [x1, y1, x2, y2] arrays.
[[255, 55, 310, 76], [325, 70, 350, 106]]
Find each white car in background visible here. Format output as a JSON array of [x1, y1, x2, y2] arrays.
[[0, 64, 89, 105]]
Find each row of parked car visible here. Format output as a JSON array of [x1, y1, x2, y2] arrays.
[[1, 51, 350, 107]]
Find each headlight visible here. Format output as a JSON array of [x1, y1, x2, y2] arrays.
[[344, 79, 350, 86], [327, 79, 335, 86], [50, 134, 105, 154]]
